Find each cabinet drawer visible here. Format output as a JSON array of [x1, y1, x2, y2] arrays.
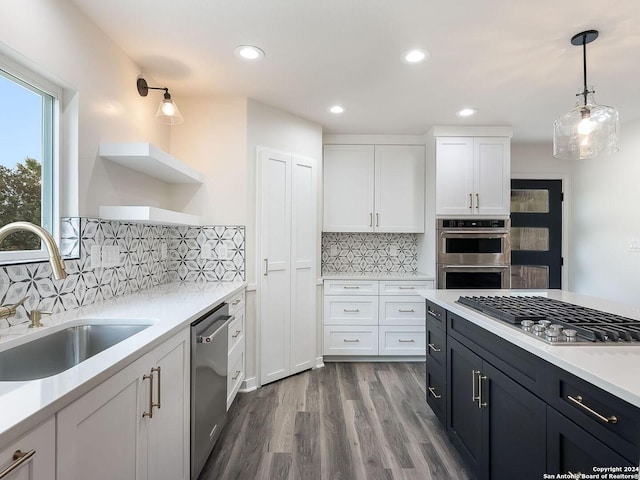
[[426, 367, 446, 424], [426, 300, 446, 331], [1, 417, 55, 480], [228, 309, 244, 354], [228, 290, 245, 315], [324, 280, 378, 295], [379, 280, 433, 295], [546, 364, 640, 463], [323, 295, 378, 325], [379, 295, 425, 326], [378, 326, 426, 355], [323, 326, 378, 355], [426, 321, 446, 369], [227, 343, 244, 409]]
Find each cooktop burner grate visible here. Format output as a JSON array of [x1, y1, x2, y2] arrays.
[[456, 295, 640, 344]]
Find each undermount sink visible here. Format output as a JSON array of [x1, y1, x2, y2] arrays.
[[0, 322, 152, 381]]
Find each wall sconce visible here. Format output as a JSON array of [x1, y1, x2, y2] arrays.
[[136, 77, 184, 125]]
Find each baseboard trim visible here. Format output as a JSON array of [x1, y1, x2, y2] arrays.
[[323, 356, 426, 363], [239, 376, 258, 392], [314, 356, 325, 369]]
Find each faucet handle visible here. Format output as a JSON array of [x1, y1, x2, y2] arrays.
[[28, 310, 52, 328], [0, 295, 29, 320]]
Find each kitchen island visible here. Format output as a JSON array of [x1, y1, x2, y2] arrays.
[[419, 288, 640, 480]]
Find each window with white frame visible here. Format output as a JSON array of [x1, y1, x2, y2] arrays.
[[0, 59, 59, 264]]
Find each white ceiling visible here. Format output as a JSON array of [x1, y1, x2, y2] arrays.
[[71, 0, 640, 142]]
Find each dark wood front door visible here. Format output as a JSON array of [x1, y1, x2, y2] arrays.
[[510, 179, 563, 289]]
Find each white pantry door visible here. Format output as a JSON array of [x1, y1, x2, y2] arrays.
[[258, 148, 317, 385]]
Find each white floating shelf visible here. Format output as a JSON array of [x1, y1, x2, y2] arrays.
[[99, 206, 202, 226], [99, 142, 204, 184]]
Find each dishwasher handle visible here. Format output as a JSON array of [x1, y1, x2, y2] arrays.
[[197, 315, 234, 343]]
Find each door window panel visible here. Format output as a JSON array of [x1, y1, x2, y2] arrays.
[[511, 265, 549, 289], [511, 227, 549, 251], [511, 189, 549, 213]]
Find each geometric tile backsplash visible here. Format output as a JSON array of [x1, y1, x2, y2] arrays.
[[322, 232, 417, 275], [0, 218, 245, 330]]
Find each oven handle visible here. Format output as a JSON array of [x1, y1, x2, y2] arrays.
[[197, 315, 234, 343], [440, 265, 510, 271], [439, 231, 509, 237]]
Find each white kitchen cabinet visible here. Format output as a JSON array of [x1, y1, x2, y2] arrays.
[[56, 328, 190, 480], [435, 136, 510, 216], [323, 145, 425, 233], [0, 417, 55, 480], [227, 289, 245, 410], [323, 278, 433, 357], [258, 148, 317, 385]]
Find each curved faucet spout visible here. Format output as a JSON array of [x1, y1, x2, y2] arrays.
[[0, 221, 67, 280]]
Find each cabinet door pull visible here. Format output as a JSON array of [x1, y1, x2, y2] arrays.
[[342, 285, 360, 289], [476, 193, 479, 210], [263, 258, 269, 276], [343, 308, 360, 313], [232, 370, 242, 380], [478, 374, 487, 408], [468, 193, 473, 209], [471, 370, 480, 404], [567, 395, 618, 424], [232, 298, 242, 306], [152, 366, 161, 410], [427, 309, 441, 319], [398, 286, 415, 290], [369, 213, 373, 227], [142, 371, 154, 418], [399, 339, 415, 343], [428, 343, 441, 352], [398, 308, 415, 313], [232, 330, 242, 338], [376, 213, 379, 227], [428, 387, 442, 399], [0, 449, 36, 479], [343, 339, 360, 343]]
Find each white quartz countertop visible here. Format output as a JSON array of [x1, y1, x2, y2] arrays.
[[323, 271, 434, 281], [418, 289, 640, 408], [0, 280, 246, 446]]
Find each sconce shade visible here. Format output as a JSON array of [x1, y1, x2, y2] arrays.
[[137, 77, 184, 125]]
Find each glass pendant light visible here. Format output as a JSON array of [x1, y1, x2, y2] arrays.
[[137, 77, 184, 125], [553, 30, 619, 160]]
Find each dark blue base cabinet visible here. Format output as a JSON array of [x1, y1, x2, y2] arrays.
[[425, 301, 640, 480]]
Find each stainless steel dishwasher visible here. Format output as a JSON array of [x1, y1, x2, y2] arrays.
[[191, 303, 232, 479]]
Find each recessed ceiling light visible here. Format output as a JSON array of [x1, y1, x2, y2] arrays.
[[234, 45, 265, 61], [329, 105, 345, 114], [403, 49, 430, 64], [457, 108, 478, 117]]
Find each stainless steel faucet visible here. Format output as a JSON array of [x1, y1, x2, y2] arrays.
[[0, 222, 67, 324], [0, 221, 67, 280]]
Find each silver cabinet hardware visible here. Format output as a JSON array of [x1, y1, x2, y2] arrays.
[[0, 449, 36, 479], [342, 286, 360, 289], [427, 309, 441, 319], [151, 366, 161, 409], [343, 308, 360, 313], [398, 339, 415, 343], [398, 286, 415, 290], [398, 309, 415, 313], [428, 387, 442, 399], [478, 374, 487, 408], [567, 395, 618, 424], [468, 193, 472, 209], [376, 213, 379, 227], [143, 371, 154, 418], [231, 298, 242, 306], [263, 258, 269, 276], [428, 343, 441, 352], [343, 339, 360, 343], [232, 370, 242, 380], [369, 213, 373, 227], [472, 370, 480, 404], [232, 330, 242, 338], [476, 193, 479, 209]]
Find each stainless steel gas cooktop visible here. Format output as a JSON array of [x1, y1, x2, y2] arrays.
[[456, 295, 640, 345]]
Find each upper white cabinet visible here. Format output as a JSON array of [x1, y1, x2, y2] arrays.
[[323, 144, 425, 232], [435, 136, 510, 216]]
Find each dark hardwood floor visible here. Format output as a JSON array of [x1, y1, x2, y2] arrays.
[[199, 362, 469, 480]]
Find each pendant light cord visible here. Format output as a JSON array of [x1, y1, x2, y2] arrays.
[[582, 33, 589, 105]]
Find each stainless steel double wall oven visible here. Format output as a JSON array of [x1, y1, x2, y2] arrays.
[[437, 218, 511, 289]]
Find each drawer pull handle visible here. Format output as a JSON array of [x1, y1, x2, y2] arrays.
[[343, 308, 360, 313], [232, 330, 242, 338], [398, 286, 415, 290], [428, 343, 441, 352], [428, 387, 442, 399], [567, 395, 618, 424], [472, 370, 480, 404], [151, 366, 161, 410], [0, 449, 36, 479], [398, 309, 415, 313], [232, 370, 242, 380], [142, 371, 154, 418], [343, 339, 360, 343], [343, 286, 360, 289], [427, 309, 441, 319], [399, 339, 415, 343], [232, 299, 242, 306]]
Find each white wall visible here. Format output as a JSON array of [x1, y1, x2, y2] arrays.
[[569, 119, 640, 305], [0, 0, 171, 217]]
